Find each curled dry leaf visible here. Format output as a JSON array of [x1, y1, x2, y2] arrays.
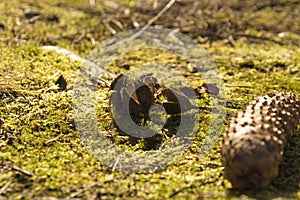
[[110, 74, 158, 123], [159, 88, 197, 114], [195, 83, 219, 95]]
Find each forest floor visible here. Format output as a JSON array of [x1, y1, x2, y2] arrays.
[[0, 0, 300, 199]]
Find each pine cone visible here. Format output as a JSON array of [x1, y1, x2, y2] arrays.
[[221, 92, 300, 189]]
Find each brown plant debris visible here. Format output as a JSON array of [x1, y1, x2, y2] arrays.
[[110, 74, 209, 124], [110, 74, 159, 124], [55, 75, 67, 91]]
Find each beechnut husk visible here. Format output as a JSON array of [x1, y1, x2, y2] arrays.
[[221, 92, 300, 189]]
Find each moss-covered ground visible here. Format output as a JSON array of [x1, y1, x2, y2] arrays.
[[0, 0, 299, 199]]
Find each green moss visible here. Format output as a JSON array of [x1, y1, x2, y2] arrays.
[[0, 0, 299, 199]]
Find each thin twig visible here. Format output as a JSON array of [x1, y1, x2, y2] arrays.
[[103, 20, 117, 35], [129, 0, 177, 40], [79, 68, 112, 86], [112, 156, 120, 172], [110, 18, 123, 29], [42, 46, 115, 85], [0, 181, 12, 194], [12, 165, 33, 177], [101, 11, 123, 35], [45, 137, 59, 145]]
